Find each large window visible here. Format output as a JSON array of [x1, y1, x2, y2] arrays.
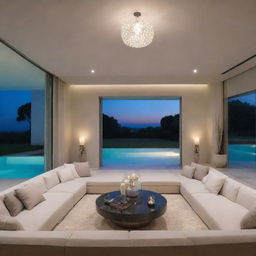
[[0, 42, 51, 178], [228, 91, 256, 169], [101, 98, 181, 169]]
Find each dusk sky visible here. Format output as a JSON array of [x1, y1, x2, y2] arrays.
[[229, 93, 256, 106], [0, 90, 31, 131], [103, 99, 180, 128]]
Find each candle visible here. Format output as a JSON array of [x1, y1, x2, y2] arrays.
[[120, 183, 126, 196]]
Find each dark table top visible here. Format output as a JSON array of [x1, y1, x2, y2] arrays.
[[96, 190, 167, 223]]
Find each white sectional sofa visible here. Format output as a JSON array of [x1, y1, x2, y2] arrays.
[[0, 164, 256, 256]]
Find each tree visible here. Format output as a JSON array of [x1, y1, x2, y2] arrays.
[[102, 114, 120, 138], [160, 114, 180, 140], [16, 102, 31, 130]]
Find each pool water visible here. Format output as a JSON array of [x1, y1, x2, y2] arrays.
[[228, 144, 256, 169], [0, 156, 44, 178], [102, 148, 180, 168]]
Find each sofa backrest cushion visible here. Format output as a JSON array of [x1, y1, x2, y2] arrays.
[[0, 198, 10, 216], [58, 167, 74, 183], [240, 207, 256, 229], [44, 172, 60, 189], [191, 162, 209, 181], [181, 165, 196, 179], [64, 163, 79, 178], [236, 187, 256, 211], [74, 162, 91, 177], [15, 183, 46, 210], [220, 178, 240, 202], [204, 171, 226, 194], [3, 191, 24, 216], [0, 215, 24, 231], [31, 177, 48, 194]]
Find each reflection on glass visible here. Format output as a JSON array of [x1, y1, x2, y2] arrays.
[[228, 91, 256, 169]]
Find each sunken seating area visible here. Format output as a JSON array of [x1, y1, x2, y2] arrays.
[[0, 163, 256, 255]]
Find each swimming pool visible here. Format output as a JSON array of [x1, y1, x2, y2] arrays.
[[0, 156, 44, 178], [228, 144, 256, 169], [102, 148, 180, 168]]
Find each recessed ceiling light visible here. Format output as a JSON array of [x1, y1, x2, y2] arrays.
[[91, 69, 95, 74], [193, 69, 198, 74]]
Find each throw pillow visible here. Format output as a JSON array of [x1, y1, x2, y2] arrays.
[[0, 198, 10, 216], [58, 167, 74, 183], [204, 171, 226, 194], [236, 187, 256, 211], [180, 165, 195, 179], [0, 215, 24, 231], [64, 163, 79, 178], [3, 191, 24, 216], [15, 183, 45, 210], [31, 177, 48, 194], [44, 172, 60, 189], [241, 207, 256, 229], [191, 162, 209, 181], [220, 178, 240, 202], [74, 162, 91, 177]]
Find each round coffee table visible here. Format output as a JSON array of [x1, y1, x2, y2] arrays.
[[96, 190, 167, 228]]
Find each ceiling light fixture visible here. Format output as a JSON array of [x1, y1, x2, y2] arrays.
[[193, 69, 198, 74], [91, 69, 95, 74], [121, 12, 154, 48]]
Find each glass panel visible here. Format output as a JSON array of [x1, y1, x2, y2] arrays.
[[228, 91, 256, 169], [101, 99, 180, 169], [0, 42, 47, 178]]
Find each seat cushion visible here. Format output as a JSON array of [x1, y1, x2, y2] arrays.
[[48, 179, 87, 204], [191, 193, 248, 230], [180, 176, 209, 202], [15, 192, 73, 231]]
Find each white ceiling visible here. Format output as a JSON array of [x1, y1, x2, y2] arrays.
[[0, 0, 255, 84]]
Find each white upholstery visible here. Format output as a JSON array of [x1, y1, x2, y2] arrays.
[[191, 193, 248, 230], [236, 186, 256, 211], [220, 178, 240, 202], [204, 171, 226, 194], [49, 178, 87, 204], [15, 192, 73, 231]]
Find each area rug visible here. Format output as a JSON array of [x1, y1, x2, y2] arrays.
[[54, 194, 208, 231]]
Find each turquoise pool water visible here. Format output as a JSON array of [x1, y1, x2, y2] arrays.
[[102, 148, 180, 168], [228, 144, 256, 169], [0, 156, 44, 178]]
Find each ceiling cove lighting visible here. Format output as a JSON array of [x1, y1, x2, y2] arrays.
[[121, 12, 154, 48]]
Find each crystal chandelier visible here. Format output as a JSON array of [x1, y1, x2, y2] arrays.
[[121, 12, 154, 48]]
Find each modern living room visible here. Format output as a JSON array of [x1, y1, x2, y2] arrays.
[[0, 0, 256, 255]]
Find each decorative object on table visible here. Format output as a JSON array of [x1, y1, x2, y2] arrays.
[[212, 115, 227, 167], [194, 137, 200, 163], [147, 196, 155, 207], [79, 137, 86, 161], [109, 196, 134, 210], [123, 173, 141, 197]]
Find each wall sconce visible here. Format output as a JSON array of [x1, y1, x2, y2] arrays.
[[79, 137, 85, 160], [194, 137, 200, 163]]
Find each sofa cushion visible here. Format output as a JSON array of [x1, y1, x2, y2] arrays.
[[58, 167, 74, 183], [221, 178, 240, 202], [64, 163, 79, 178], [74, 162, 91, 177], [15, 183, 45, 210], [204, 171, 226, 194], [0, 198, 10, 216], [191, 162, 209, 181], [181, 165, 195, 179], [191, 193, 248, 230], [241, 207, 256, 229], [48, 178, 87, 204], [3, 191, 24, 216], [15, 192, 73, 231], [30, 176, 48, 194], [0, 215, 24, 231], [44, 172, 60, 189], [236, 186, 256, 211], [180, 176, 209, 202]]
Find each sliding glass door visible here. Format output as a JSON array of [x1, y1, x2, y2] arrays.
[[228, 91, 256, 169], [0, 41, 52, 178]]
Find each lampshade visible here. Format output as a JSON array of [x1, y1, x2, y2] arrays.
[[121, 12, 154, 48], [79, 137, 85, 145]]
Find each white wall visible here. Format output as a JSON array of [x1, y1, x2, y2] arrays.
[[67, 84, 212, 168], [31, 90, 44, 145]]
